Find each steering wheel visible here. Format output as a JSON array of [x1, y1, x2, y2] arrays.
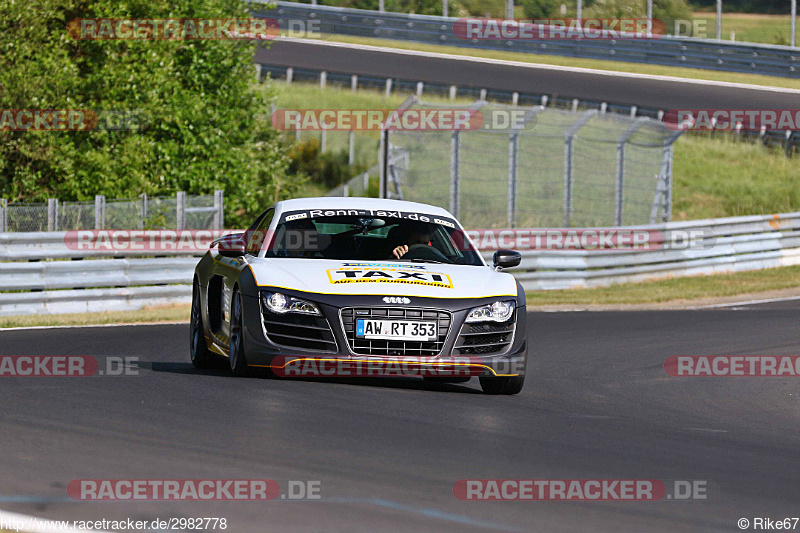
[[401, 244, 452, 263]]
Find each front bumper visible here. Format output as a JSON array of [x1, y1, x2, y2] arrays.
[[238, 289, 528, 378]]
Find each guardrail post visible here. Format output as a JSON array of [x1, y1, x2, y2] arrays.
[[385, 78, 392, 97], [416, 82, 423, 98], [348, 130, 355, 166], [320, 71, 326, 89], [0, 199, 7, 232], [255, 63, 262, 82], [213, 190, 224, 230], [442, 0, 448, 18], [792, 0, 797, 48], [507, 133, 518, 228], [450, 130, 460, 218], [321, 129, 327, 152], [176, 191, 186, 230], [351, 74, 358, 93], [512, 92, 518, 106], [47, 199, 58, 232], [449, 85, 456, 100], [343, 183, 350, 197], [140, 193, 148, 229], [286, 67, 293, 85]]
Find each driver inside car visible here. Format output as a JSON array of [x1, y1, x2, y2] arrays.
[[390, 222, 434, 259]]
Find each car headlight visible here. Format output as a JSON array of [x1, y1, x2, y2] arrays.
[[465, 300, 514, 323], [261, 292, 321, 316]]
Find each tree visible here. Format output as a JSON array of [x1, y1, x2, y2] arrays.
[[0, 0, 300, 226]]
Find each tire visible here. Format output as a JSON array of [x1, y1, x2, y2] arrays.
[[228, 289, 249, 377], [479, 374, 525, 395], [190, 281, 214, 369]]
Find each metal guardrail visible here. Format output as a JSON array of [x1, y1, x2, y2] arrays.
[[1, 211, 799, 315], [264, 1, 800, 79]]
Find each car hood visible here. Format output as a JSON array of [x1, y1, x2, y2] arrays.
[[247, 259, 518, 299]]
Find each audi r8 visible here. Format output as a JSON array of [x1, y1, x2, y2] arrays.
[[190, 197, 527, 394]]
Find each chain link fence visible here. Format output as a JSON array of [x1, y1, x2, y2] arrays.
[[383, 101, 683, 229], [0, 192, 224, 232]]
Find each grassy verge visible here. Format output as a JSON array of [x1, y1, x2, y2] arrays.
[[299, 34, 800, 91], [0, 304, 190, 329], [526, 265, 800, 306], [692, 12, 796, 45]]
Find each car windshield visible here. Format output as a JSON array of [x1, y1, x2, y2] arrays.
[[263, 210, 483, 266]]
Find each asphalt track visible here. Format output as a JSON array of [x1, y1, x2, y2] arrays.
[[256, 39, 800, 110], [2, 307, 799, 532]]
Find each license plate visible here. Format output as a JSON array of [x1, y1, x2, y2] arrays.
[[356, 319, 437, 341]]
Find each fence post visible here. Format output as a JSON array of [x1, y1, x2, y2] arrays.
[[348, 130, 355, 166], [47, 198, 58, 232], [351, 74, 358, 93], [615, 119, 648, 226], [385, 78, 392, 97], [255, 63, 262, 82], [286, 67, 293, 84], [449, 130, 460, 218], [507, 133, 518, 228], [320, 71, 327, 89], [214, 190, 224, 230], [416, 82, 424, 98], [176, 191, 186, 230], [321, 129, 327, 152], [563, 111, 596, 227], [140, 193, 148, 229], [0, 199, 6, 233], [94, 195, 105, 229]]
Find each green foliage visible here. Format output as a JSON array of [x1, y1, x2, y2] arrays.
[[0, 0, 302, 227], [519, 0, 562, 19], [288, 139, 365, 189]]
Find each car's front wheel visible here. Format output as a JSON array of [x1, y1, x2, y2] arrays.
[[479, 375, 524, 395], [190, 281, 214, 369], [228, 289, 249, 377]]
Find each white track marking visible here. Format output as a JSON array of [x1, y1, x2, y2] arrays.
[[281, 37, 800, 94], [0, 321, 187, 332], [0, 508, 109, 533], [693, 295, 800, 309]]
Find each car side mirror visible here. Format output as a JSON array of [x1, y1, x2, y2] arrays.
[[493, 249, 521, 270], [215, 234, 247, 258]]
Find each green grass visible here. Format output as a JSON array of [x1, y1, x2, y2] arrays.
[[691, 12, 797, 45], [526, 264, 800, 306], [0, 304, 190, 329], [301, 33, 800, 90], [672, 133, 800, 220]]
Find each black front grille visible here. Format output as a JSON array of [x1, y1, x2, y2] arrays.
[[454, 313, 515, 355], [261, 309, 337, 352], [340, 307, 451, 356]]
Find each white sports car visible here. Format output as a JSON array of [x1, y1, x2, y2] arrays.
[[190, 197, 527, 394]]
